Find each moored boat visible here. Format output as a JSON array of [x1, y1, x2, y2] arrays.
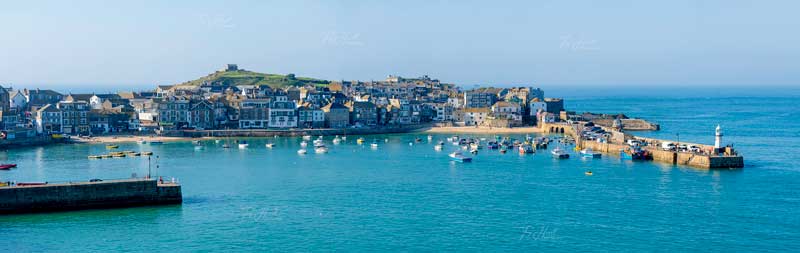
[[449, 151, 472, 162], [314, 146, 328, 154], [518, 144, 534, 154], [300, 141, 308, 148], [105, 145, 119, 149], [551, 147, 570, 159], [0, 164, 18, 170], [238, 142, 249, 149], [580, 148, 602, 158], [297, 149, 307, 155], [357, 137, 365, 145], [265, 143, 275, 148], [150, 141, 164, 145], [88, 155, 103, 159]]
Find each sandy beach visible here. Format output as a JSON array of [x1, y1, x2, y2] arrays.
[[423, 126, 543, 134], [71, 135, 195, 144]]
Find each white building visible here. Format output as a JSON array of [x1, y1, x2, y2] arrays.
[[529, 98, 547, 116], [268, 101, 297, 128]]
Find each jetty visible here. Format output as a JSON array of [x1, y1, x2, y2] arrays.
[[0, 178, 181, 214], [540, 122, 744, 169]]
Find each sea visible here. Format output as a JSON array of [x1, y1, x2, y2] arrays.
[[1, 86, 799, 252]]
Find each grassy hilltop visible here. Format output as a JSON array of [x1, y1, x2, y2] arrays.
[[174, 69, 331, 89]]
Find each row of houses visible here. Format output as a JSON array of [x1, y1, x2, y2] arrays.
[[1, 66, 568, 135]]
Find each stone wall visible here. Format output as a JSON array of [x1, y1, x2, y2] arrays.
[[0, 179, 181, 214]]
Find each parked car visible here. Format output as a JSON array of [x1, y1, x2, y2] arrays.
[[661, 142, 676, 151]]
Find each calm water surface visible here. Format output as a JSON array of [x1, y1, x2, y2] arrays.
[[1, 94, 799, 252]]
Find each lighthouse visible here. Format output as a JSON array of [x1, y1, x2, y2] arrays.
[[714, 124, 723, 149]]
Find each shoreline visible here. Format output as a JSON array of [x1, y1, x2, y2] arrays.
[[70, 126, 545, 144], [423, 126, 543, 134]]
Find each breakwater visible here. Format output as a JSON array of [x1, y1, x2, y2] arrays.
[[0, 178, 181, 214], [579, 140, 744, 169]]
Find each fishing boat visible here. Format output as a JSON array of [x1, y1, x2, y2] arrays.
[[105, 145, 119, 149], [297, 149, 307, 155], [238, 141, 249, 149], [131, 152, 141, 156], [0, 164, 18, 170], [518, 144, 534, 154], [265, 143, 275, 148], [88, 155, 103, 159], [448, 152, 472, 162], [314, 146, 328, 154], [300, 141, 308, 148], [111, 153, 126, 158], [620, 148, 652, 160], [551, 147, 570, 159], [356, 137, 365, 145], [580, 148, 602, 158]]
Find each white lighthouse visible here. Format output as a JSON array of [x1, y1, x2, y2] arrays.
[[714, 124, 723, 149]]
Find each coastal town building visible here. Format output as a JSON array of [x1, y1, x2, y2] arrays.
[[268, 101, 297, 128], [34, 104, 62, 134], [322, 102, 349, 128], [56, 101, 90, 135], [238, 99, 270, 129]]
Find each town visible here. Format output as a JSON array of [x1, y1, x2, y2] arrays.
[[0, 64, 573, 143]]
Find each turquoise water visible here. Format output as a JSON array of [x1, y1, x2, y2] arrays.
[[2, 93, 799, 252]]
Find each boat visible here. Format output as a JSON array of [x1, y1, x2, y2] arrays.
[[448, 152, 472, 162], [191, 140, 201, 145], [470, 148, 478, 154], [314, 146, 328, 154], [194, 145, 205, 150], [427, 135, 433, 141], [499, 148, 507, 154], [470, 142, 483, 150], [0, 164, 18, 170], [434, 144, 444, 151], [136, 139, 147, 144], [101, 154, 112, 159], [313, 138, 324, 147], [370, 140, 379, 148], [300, 141, 308, 148], [142, 151, 153, 156], [265, 143, 275, 148], [415, 137, 422, 143], [297, 149, 307, 155], [551, 147, 570, 159], [222, 144, 231, 149], [585, 171, 593, 176], [620, 147, 653, 160], [332, 136, 342, 145], [518, 145, 534, 154], [486, 141, 499, 149], [111, 153, 126, 158], [105, 145, 119, 149], [238, 142, 249, 149], [580, 148, 602, 158], [131, 152, 141, 156], [357, 138, 365, 145], [88, 155, 103, 159], [214, 139, 221, 144], [302, 135, 312, 141], [150, 141, 164, 145], [16, 182, 47, 186]]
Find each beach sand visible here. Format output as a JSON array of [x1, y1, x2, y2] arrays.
[[423, 126, 543, 134], [71, 135, 194, 144]]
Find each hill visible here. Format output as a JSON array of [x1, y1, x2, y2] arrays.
[[174, 69, 331, 89]]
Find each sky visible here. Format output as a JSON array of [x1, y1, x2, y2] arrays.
[[1, 0, 799, 90]]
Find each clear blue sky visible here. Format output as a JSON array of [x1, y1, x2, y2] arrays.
[[1, 0, 798, 89]]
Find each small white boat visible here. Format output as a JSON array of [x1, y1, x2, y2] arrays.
[[192, 140, 201, 145], [302, 135, 312, 141], [194, 145, 204, 150], [297, 149, 307, 155], [427, 135, 433, 141], [551, 147, 570, 159], [449, 151, 472, 162], [136, 139, 147, 144], [371, 141, 379, 148], [238, 142, 249, 149], [315, 147, 328, 154], [300, 141, 308, 148], [332, 136, 342, 145], [580, 148, 602, 158], [214, 139, 221, 144], [313, 139, 324, 147], [342, 136, 347, 141], [434, 144, 444, 151], [150, 141, 164, 145], [265, 143, 275, 148]]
